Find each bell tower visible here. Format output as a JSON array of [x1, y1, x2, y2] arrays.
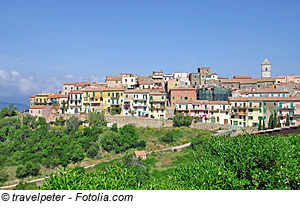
[[261, 58, 271, 78]]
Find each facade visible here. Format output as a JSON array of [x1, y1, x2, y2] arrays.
[[105, 76, 123, 88], [151, 70, 164, 88], [163, 73, 174, 82], [276, 84, 298, 96], [62, 83, 76, 95], [29, 105, 52, 122], [68, 90, 83, 114], [276, 75, 300, 84], [175, 99, 209, 120], [221, 78, 276, 91], [121, 73, 137, 89], [169, 87, 196, 109], [35, 93, 54, 105], [30, 95, 36, 107], [209, 101, 231, 125], [47, 94, 68, 114], [197, 86, 232, 101], [123, 89, 150, 117], [83, 87, 105, 113], [149, 89, 166, 119], [102, 88, 125, 115], [138, 80, 154, 89]]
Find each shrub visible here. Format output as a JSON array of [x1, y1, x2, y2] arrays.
[[161, 131, 174, 143], [87, 145, 99, 158], [16, 161, 40, 179], [0, 168, 8, 183]]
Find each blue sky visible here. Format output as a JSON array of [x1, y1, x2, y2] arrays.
[[0, 0, 300, 104]]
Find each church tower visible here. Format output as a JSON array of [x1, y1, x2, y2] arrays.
[[261, 58, 271, 78]]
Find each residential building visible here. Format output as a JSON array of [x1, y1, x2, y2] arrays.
[[232, 88, 290, 98], [276, 83, 298, 96], [209, 101, 231, 125], [29, 105, 52, 122], [149, 89, 166, 119], [102, 87, 125, 115], [47, 94, 68, 114], [175, 99, 209, 121], [121, 73, 137, 89], [151, 70, 164, 88], [197, 86, 232, 101], [83, 87, 105, 113], [276, 75, 300, 84], [123, 89, 150, 117], [189, 67, 211, 87], [166, 77, 190, 91], [105, 76, 123, 88], [163, 73, 174, 82], [35, 93, 54, 105], [29, 95, 36, 107], [68, 90, 83, 114], [138, 80, 154, 89], [135, 151, 146, 160], [169, 87, 196, 109]]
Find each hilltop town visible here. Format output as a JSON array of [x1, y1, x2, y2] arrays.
[[28, 58, 300, 128]]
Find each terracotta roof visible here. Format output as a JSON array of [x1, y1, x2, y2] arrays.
[[221, 78, 275, 84], [105, 76, 122, 82], [177, 99, 209, 104], [211, 73, 218, 75], [153, 70, 163, 73], [209, 101, 229, 105], [233, 75, 252, 79], [102, 87, 125, 91], [218, 76, 228, 79], [229, 96, 300, 102], [69, 90, 83, 94], [139, 80, 153, 85], [277, 83, 298, 90], [135, 151, 146, 156], [83, 87, 106, 92], [48, 94, 68, 98], [124, 89, 150, 93], [248, 88, 288, 93], [63, 83, 75, 85], [29, 105, 48, 109], [169, 87, 195, 91], [30, 95, 36, 98], [149, 89, 166, 95]]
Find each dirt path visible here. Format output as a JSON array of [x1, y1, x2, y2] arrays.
[[0, 142, 192, 190]]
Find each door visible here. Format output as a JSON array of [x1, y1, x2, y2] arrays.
[[211, 118, 216, 123], [75, 108, 78, 114], [224, 119, 228, 125]]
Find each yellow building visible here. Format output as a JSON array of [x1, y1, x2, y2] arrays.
[[149, 89, 166, 119], [229, 97, 264, 127], [35, 93, 54, 105], [83, 87, 105, 113], [102, 87, 125, 115]]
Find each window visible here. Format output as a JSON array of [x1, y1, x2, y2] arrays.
[[259, 109, 262, 113], [31, 110, 32, 113], [279, 103, 282, 108], [185, 91, 187, 94], [194, 76, 196, 78], [291, 103, 294, 108], [274, 103, 276, 106], [271, 94, 274, 97], [108, 99, 110, 103], [250, 102, 252, 107], [65, 87, 67, 90], [179, 105, 181, 108], [126, 95, 128, 98], [175, 84, 177, 86], [273, 109, 276, 113], [264, 102, 266, 106], [184, 97, 188, 100], [176, 79, 178, 81], [162, 96, 164, 100], [125, 79, 127, 82], [265, 67, 267, 71], [249, 109, 253, 112], [38, 110, 40, 114], [264, 109, 266, 113], [248, 116, 253, 120], [180, 97, 182, 100], [108, 93, 110, 96], [172, 96, 175, 100]]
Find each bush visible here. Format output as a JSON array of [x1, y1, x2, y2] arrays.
[[16, 161, 40, 179], [87, 145, 99, 158], [14, 181, 38, 190], [161, 131, 174, 143], [0, 168, 8, 183], [173, 113, 193, 127]]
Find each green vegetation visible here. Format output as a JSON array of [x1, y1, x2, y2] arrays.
[[173, 113, 193, 127], [42, 134, 300, 190], [0, 103, 17, 119]]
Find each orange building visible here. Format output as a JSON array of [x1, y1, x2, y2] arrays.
[[169, 87, 196, 109]]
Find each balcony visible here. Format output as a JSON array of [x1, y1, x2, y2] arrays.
[[133, 97, 147, 101], [279, 106, 294, 110], [150, 106, 165, 110]]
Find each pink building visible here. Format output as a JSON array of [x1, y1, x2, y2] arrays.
[[62, 83, 76, 95], [29, 95, 36, 107], [175, 99, 209, 121], [29, 105, 52, 122], [105, 76, 123, 88], [47, 94, 69, 114]]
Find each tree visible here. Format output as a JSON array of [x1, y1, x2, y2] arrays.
[[263, 118, 266, 130], [0, 168, 8, 183], [173, 113, 193, 127], [87, 145, 99, 158], [286, 114, 290, 126], [88, 112, 106, 127], [65, 116, 81, 131], [268, 114, 273, 129], [16, 161, 40, 179], [111, 123, 118, 132], [273, 112, 278, 128], [54, 116, 65, 126], [22, 114, 36, 129], [0, 103, 17, 119], [161, 130, 174, 143], [258, 119, 262, 131]]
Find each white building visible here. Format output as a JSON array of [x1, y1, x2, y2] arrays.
[[68, 90, 84, 114]]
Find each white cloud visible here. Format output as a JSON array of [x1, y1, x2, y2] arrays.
[[0, 69, 105, 103]]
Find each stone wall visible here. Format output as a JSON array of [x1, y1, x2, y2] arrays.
[[105, 115, 165, 128]]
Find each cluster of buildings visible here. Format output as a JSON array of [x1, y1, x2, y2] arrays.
[[29, 58, 300, 127]]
